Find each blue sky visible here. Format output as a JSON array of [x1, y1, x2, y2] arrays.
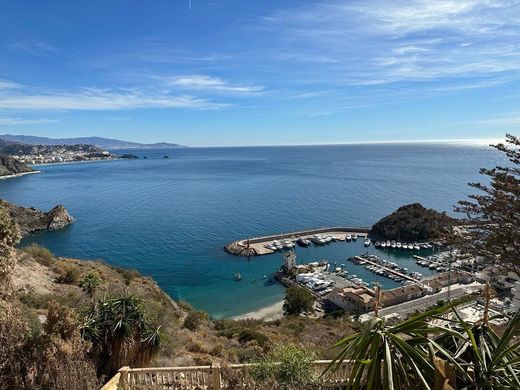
[[0, 0, 519, 146]]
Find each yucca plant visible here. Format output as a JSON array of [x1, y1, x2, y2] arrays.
[[328, 283, 520, 390], [434, 292, 520, 389], [326, 302, 461, 390], [80, 294, 164, 377]]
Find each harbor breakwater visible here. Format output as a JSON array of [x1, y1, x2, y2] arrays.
[[224, 226, 371, 256]]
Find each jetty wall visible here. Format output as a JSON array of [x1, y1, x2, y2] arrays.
[[225, 226, 371, 257]]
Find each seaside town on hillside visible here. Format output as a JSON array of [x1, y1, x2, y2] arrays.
[[0, 141, 115, 165]]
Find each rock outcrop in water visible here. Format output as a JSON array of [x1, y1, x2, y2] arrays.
[[224, 242, 258, 256], [0, 155, 33, 177], [0, 200, 74, 236], [370, 203, 455, 241]]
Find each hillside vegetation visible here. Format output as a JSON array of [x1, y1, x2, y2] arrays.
[[370, 203, 455, 241]]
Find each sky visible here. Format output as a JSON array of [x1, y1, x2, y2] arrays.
[[0, 0, 519, 146]]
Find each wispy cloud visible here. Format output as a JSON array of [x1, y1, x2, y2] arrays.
[[8, 40, 60, 56], [0, 80, 22, 90], [160, 75, 264, 94], [469, 111, 520, 126], [0, 83, 230, 111], [0, 116, 58, 125], [262, 0, 520, 88]]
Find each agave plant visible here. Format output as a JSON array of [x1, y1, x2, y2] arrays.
[[326, 303, 460, 390]]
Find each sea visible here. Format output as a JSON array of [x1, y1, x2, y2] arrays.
[[0, 142, 503, 318]]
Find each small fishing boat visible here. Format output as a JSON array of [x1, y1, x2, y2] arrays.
[[364, 238, 371, 246], [234, 272, 242, 281], [346, 234, 352, 241], [352, 234, 358, 241], [375, 241, 381, 247], [396, 242, 402, 248], [380, 242, 387, 248]]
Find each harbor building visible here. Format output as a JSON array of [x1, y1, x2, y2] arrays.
[[327, 284, 426, 313], [283, 251, 296, 273]]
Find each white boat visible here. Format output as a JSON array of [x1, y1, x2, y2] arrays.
[[396, 242, 402, 248], [375, 241, 381, 247], [346, 234, 352, 241], [283, 240, 295, 249], [429, 263, 438, 269], [364, 238, 371, 246], [312, 235, 326, 245], [352, 234, 358, 241], [413, 244, 420, 250], [391, 242, 397, 248]]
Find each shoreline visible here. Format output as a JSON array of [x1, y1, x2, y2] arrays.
[[32, 158, 119, 167], [0, 170, 41, 180], [232, 300, 284, 321]]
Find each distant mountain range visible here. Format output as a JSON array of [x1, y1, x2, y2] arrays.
[[0, 134, 185, 149]]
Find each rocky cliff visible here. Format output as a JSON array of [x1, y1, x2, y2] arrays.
[[0, 200, 74, 236], [0, 155, 33, 177]]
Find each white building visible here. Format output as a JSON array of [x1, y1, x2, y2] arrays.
[[283, 251, 296, 272]]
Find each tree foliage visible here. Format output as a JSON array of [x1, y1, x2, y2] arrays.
[[283, 285, 314, 315], [455, 133, 520, 273]]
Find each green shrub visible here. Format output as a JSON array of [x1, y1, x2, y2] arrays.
[[23, 243, 54, 266], [183, 311, 207, 331], [238, 328, 269, 347], [250, 344, 315, 387]]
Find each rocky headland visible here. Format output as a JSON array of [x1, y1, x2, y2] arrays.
[[0, 155, 33, 177], [0, 200, 74, 236], [370, 203, 455, 241]]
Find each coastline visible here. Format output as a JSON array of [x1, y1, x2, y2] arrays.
[[232, 300, 284, 321], [0, 170, 41, 180], [32, 158, 119, 168]]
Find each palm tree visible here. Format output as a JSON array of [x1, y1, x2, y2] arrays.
[[78, 273, 102, 298], [80, 295, 163, 377]]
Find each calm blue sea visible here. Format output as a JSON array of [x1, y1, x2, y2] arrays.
[[0, 143, 502, 318]]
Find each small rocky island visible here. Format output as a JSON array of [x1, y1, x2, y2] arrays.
[[370, 203, 455, 241], [0, 200, 74, 236], [0, 155, 34, 177], [119, 153, 140, 159]]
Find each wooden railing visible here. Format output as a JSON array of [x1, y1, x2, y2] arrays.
[[101, 360, 350, 390]]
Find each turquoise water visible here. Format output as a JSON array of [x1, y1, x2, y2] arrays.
[[0, 143, 501, 318]]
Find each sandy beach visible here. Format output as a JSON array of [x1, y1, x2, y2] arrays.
[[0, 171, 41, 180], [233, 300, 284, 321]]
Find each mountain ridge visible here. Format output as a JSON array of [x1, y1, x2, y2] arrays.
[[0, 134, 186, 149]]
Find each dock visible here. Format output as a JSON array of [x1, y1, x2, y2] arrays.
[[224, 226, 371, 256], [353, 256, 419, 283]]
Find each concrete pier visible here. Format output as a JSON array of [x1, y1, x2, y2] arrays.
[[354, 256, 419, 283], [225, 226, 371, 256]]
